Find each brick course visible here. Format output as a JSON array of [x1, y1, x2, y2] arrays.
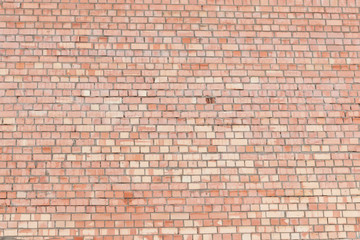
[[1, 0, 360, 239]]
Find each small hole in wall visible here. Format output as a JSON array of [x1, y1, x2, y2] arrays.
[[206, 97, 215, 104]]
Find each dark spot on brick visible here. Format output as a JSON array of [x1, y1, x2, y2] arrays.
[[206, 97, 215, 104], [123, 191, 134, 205], [43, 147, 51, 153]]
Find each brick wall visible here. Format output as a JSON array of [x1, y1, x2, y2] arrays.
[[1, 0, 360, 239]]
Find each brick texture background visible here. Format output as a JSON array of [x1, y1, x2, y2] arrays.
[[1, 0, 360, 239]]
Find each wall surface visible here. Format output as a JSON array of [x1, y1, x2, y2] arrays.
[[1, 0, 360, 239]]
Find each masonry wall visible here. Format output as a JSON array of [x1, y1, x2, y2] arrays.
[[1, 0, 360, 239]]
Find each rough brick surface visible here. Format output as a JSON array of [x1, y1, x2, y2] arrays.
[[1, 0, 360, 239]]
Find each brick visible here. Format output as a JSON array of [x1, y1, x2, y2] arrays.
[[179, 228, 197, 234], [219, 227, 236, 233], [76, 125, 94, 132], [199, 227, 217, 234], [226, 83, 244, 90], [233, 126, 250, 131], [95, 125, 113, 131], [157, 125, 175, 132], [0, 69, 9, 75], [171, 213, 189, 220]]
